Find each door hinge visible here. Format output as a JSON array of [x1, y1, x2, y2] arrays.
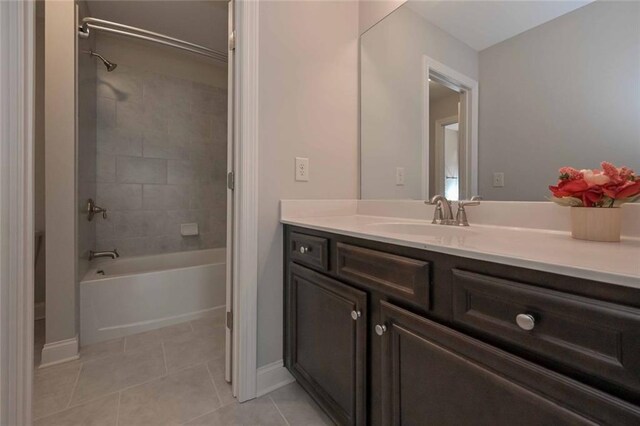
[[229, 30, 236, 51], [227, 171, 234, 190], [226, 311, 233, 331]]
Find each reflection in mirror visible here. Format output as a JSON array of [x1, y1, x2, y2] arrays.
[[360, 0, 640, 201]]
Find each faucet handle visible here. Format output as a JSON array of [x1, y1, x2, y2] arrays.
[[455, 197, 481, 226]]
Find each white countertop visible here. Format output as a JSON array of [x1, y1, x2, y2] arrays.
[[281, 214, 640, 289]]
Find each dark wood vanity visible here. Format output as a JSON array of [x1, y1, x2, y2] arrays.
[[283, 225, 640, 425]]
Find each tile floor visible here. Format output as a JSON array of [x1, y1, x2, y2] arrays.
[[33, 314, 333, 425]]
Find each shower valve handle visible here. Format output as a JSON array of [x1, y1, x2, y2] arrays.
[[87, 199, 108, 221]]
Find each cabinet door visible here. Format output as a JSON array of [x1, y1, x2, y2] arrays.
[[286, 263, 367, 426], [376, 300, 640, 426]]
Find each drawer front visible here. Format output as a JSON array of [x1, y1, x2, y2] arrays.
[[336, 243, 431, 310], [452, 269, 640, 401], [290, 232, 329, 271], [378, 300, 640, 426]]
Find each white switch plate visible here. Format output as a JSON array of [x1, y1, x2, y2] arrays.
[[396, 167, 405, 186], [493, 172, 505, 187], [295, 157, 309, 182]]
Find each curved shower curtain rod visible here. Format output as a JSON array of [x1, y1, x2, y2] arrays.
[[78, 17, 227, 63]]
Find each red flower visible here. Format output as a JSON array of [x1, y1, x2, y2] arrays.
[[604, 180, 640, 200]]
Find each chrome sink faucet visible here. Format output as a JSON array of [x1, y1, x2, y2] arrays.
[[427, 195, 454, 225], [89, 249, 119, 261], [426, 195, 481, 226]]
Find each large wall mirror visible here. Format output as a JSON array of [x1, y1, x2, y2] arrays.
[[360, 0, 640, 201]]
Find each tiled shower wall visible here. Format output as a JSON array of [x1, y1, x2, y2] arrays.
[[94, 63, 227, 257]]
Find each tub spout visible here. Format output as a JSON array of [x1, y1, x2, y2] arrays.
[[89, 249, 119, 261]]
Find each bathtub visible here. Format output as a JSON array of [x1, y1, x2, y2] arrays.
[[80, 248, 226, 345]]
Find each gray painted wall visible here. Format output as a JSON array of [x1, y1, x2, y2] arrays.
[[478, 0, 640, 200], [257, 0, 359, 367], [45, 0, 77, 343], [94, 36, 227, 257]]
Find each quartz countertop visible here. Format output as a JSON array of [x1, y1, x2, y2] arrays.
[[281, 214, 640, 289]]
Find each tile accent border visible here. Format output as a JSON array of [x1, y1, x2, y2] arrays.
[[256, 360, 295, 398], [40, 336, 80, 368]]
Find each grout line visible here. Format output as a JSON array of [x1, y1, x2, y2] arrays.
[[205, 362, 223, 407], [115, 392, 122, 426], [270, 395, 291, 426], [65, 362, 84, 409], [161, 341, 169, 376]]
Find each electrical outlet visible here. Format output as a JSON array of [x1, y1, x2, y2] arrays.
[[493, 172, 505, 187], [295, 157, 309, 182], [396, 167, 405, 186]]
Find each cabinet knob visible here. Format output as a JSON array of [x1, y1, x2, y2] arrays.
[[351, 310, 361, 320], [375, 324, 387, 336], [299, 246, 308, 254], [516, 313, 536, 331]]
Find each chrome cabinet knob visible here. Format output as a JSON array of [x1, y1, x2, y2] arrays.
[[299, 246, 308, 254], [375, 324, 387, 336], [351, 310, 361, 320], [516, 313, 536, 331]]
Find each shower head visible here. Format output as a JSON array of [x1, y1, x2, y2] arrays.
[[86, 50, 117, 72]]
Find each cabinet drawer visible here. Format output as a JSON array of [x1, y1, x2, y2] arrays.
[[378, 300, 640, 425], [335, 243, 431, 310], [289, 232, 329, 271], [452, 269, 640, 401]]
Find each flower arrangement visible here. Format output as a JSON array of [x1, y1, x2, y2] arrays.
[[549, 162, 640, 207]]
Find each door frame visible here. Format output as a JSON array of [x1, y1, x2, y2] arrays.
[[422, 55, 478, 200], [0, 0, 35, 424]]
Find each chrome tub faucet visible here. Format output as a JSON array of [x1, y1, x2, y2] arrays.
[[89, 249, 119, 261]]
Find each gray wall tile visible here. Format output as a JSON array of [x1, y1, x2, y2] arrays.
[[116, 156, 167, 184], [97, 183, 143, 210], [96, 65, 227, 256], [142, 184, 191, 210]]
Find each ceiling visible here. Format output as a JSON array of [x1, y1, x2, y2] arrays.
[[86, 1, 228, 53], [407, 0, 594, 51]]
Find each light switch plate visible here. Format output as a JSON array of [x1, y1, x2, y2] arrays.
[[396, 167, 405, 186], [295, 157, 309, 182], [493, 172, 505, 187]]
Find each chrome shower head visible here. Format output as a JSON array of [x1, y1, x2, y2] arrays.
[[86, 50, 117, 72]]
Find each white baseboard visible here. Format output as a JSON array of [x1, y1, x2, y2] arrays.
[[34, 302, 45, 320], [39, 336, 79, 368], [256, 360, 295, 397]]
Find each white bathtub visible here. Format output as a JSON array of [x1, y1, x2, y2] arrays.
[[80, 248, 226, 345]]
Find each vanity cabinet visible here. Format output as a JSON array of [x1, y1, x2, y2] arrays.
[[283, 225, 640, 426], [285, 263, 368, 426]]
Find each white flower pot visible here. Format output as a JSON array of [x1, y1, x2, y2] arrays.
[[570, 207, 621, 242]]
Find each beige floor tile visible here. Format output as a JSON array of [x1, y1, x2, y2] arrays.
[[33, 361, 82, 419], [124, 322, 192, 352], [185, 396, 286, 426], [70, 344, 165, 405], [118, 364, 220, 426], [33, 393, 119, 426], [163, 329, 224, 373], [207, 357, 234, 406], [269, 382, 334, 426], [79, 337, 125, 362], [190, 316, 225, 338]]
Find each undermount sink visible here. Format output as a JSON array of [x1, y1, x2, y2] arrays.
[[365, 222, 477, 238]]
